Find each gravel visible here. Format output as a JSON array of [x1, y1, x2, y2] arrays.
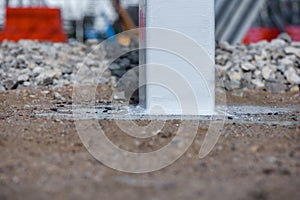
[[0, 39, 111, 90], [0, 34, 299, 94], [216, 33, 300, 93]]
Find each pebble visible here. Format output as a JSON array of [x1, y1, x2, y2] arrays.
[[12, 176, 20, 184], [250, 145, 260, 153], [53, 92, 63, 100], [284, 67, 300, 84], [279, 58, 294, 67], [228, 70, 242, 81], [284, 46, 300, 58], [113, 91, 126, 101], [0, 84, 5, 92], [278, 33, 292, 43], [251, 79, 265, 88], [41, 90, 50, 95], [290, 85, 299, 93], [270, 39, 286, 48], [3, 79, 17, 90], [265, 82, 287, 94], [17, 74, 29, 83], [262, 66, 275, 81], [50, 108, 58, 112], [241, 62, 256, 71]]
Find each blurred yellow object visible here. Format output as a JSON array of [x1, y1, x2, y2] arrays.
[[117, 35, 131, 46]]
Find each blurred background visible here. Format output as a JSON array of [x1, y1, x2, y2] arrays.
[[0, 0, 299, 44]]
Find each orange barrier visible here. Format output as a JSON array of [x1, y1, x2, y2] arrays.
[[243, 27, 281, 44], [243, 26, 300, 44], [286, 26, 300, 42], [0, 7, 67, 42]]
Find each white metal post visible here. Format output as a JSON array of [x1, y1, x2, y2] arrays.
[[140, 0, 215, 115]]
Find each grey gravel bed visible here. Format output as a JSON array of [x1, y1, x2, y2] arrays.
[[216, 33, 300, 93], [0, 34, 299, 94]]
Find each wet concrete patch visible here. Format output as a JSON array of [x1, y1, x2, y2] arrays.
[[35, 104, 299, 126]]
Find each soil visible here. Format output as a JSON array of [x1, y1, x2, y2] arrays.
[[0, 86, 299, 200]]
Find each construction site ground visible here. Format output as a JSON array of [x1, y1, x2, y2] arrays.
[[0, 86, 299, 200]]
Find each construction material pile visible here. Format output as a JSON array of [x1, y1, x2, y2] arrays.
[[216, 34, 300, 93], [0, 35, 299, 94], [0, 40, 111, 92], [0, 39, 139, 92]]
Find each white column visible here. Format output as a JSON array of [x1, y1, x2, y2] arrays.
[[140, 0, 215, 115]]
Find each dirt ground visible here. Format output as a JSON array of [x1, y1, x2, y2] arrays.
[[0, 86, 299, 200]]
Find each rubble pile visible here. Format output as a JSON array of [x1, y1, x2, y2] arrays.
[[0, 40, 109, 92], [0, 34, 300, 94], [216, 34, 300, 93]]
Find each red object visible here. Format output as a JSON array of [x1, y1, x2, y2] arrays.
[[286, 26, 300, 42], [243, 27, 281, 44], [0, 7, 67, 42]]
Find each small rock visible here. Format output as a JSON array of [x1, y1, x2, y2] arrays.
[[118, 58, 131, 68], [32, 66, 43, 77], [250, 145, 260, 153], [243, 72, 253, 82], [216, 65, 229, 77], [229, 80, 241, 90], [284, 47, 300, 58], [41, 90, 50, 95], [128, 51, 139, 64], [216, 54, 229, 66], [254, 50, 268, 61], [9, 59, 18, 68], [279, 58, 294, 67], [60, 65, 73, 75], [269, 39, 286, 49], [228, 70, 242, 81], [53, 92, 63, 100], [278, 33, 292, 43], [277, 65, 286, 73], [0, 85, 6, 92], [23, 82, 31, 87], [291, 41, 300, 47], [290, 85, 299, 93], [265, 82, 287, 94], [27, 62, 37, 70], [36, 74, 53, 86], [241, 62, 256, 71], [218, 41, 234, 52], [266, 156, 277, 164], [251, 79, 265, 89], [50, 108, 58, 112], [85, 39, 99, 46], [17, 74, 29, 83], [31, 55, 44, 65], [158, 131, 172, 138], [253, 70, 262, 79], [36, 70, 61, 86], [12, 176, 20, 184], [16, 54, 27, 64], [275, 72, 286, 83], [284, 67, 300, 84], [113, 91, 126, 101], [109, 63, 121, 70], [217, 145, 224, 151], [3, 79, 17, 90], [262, 66, 275, 81], [84, 59, 99, 67]]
